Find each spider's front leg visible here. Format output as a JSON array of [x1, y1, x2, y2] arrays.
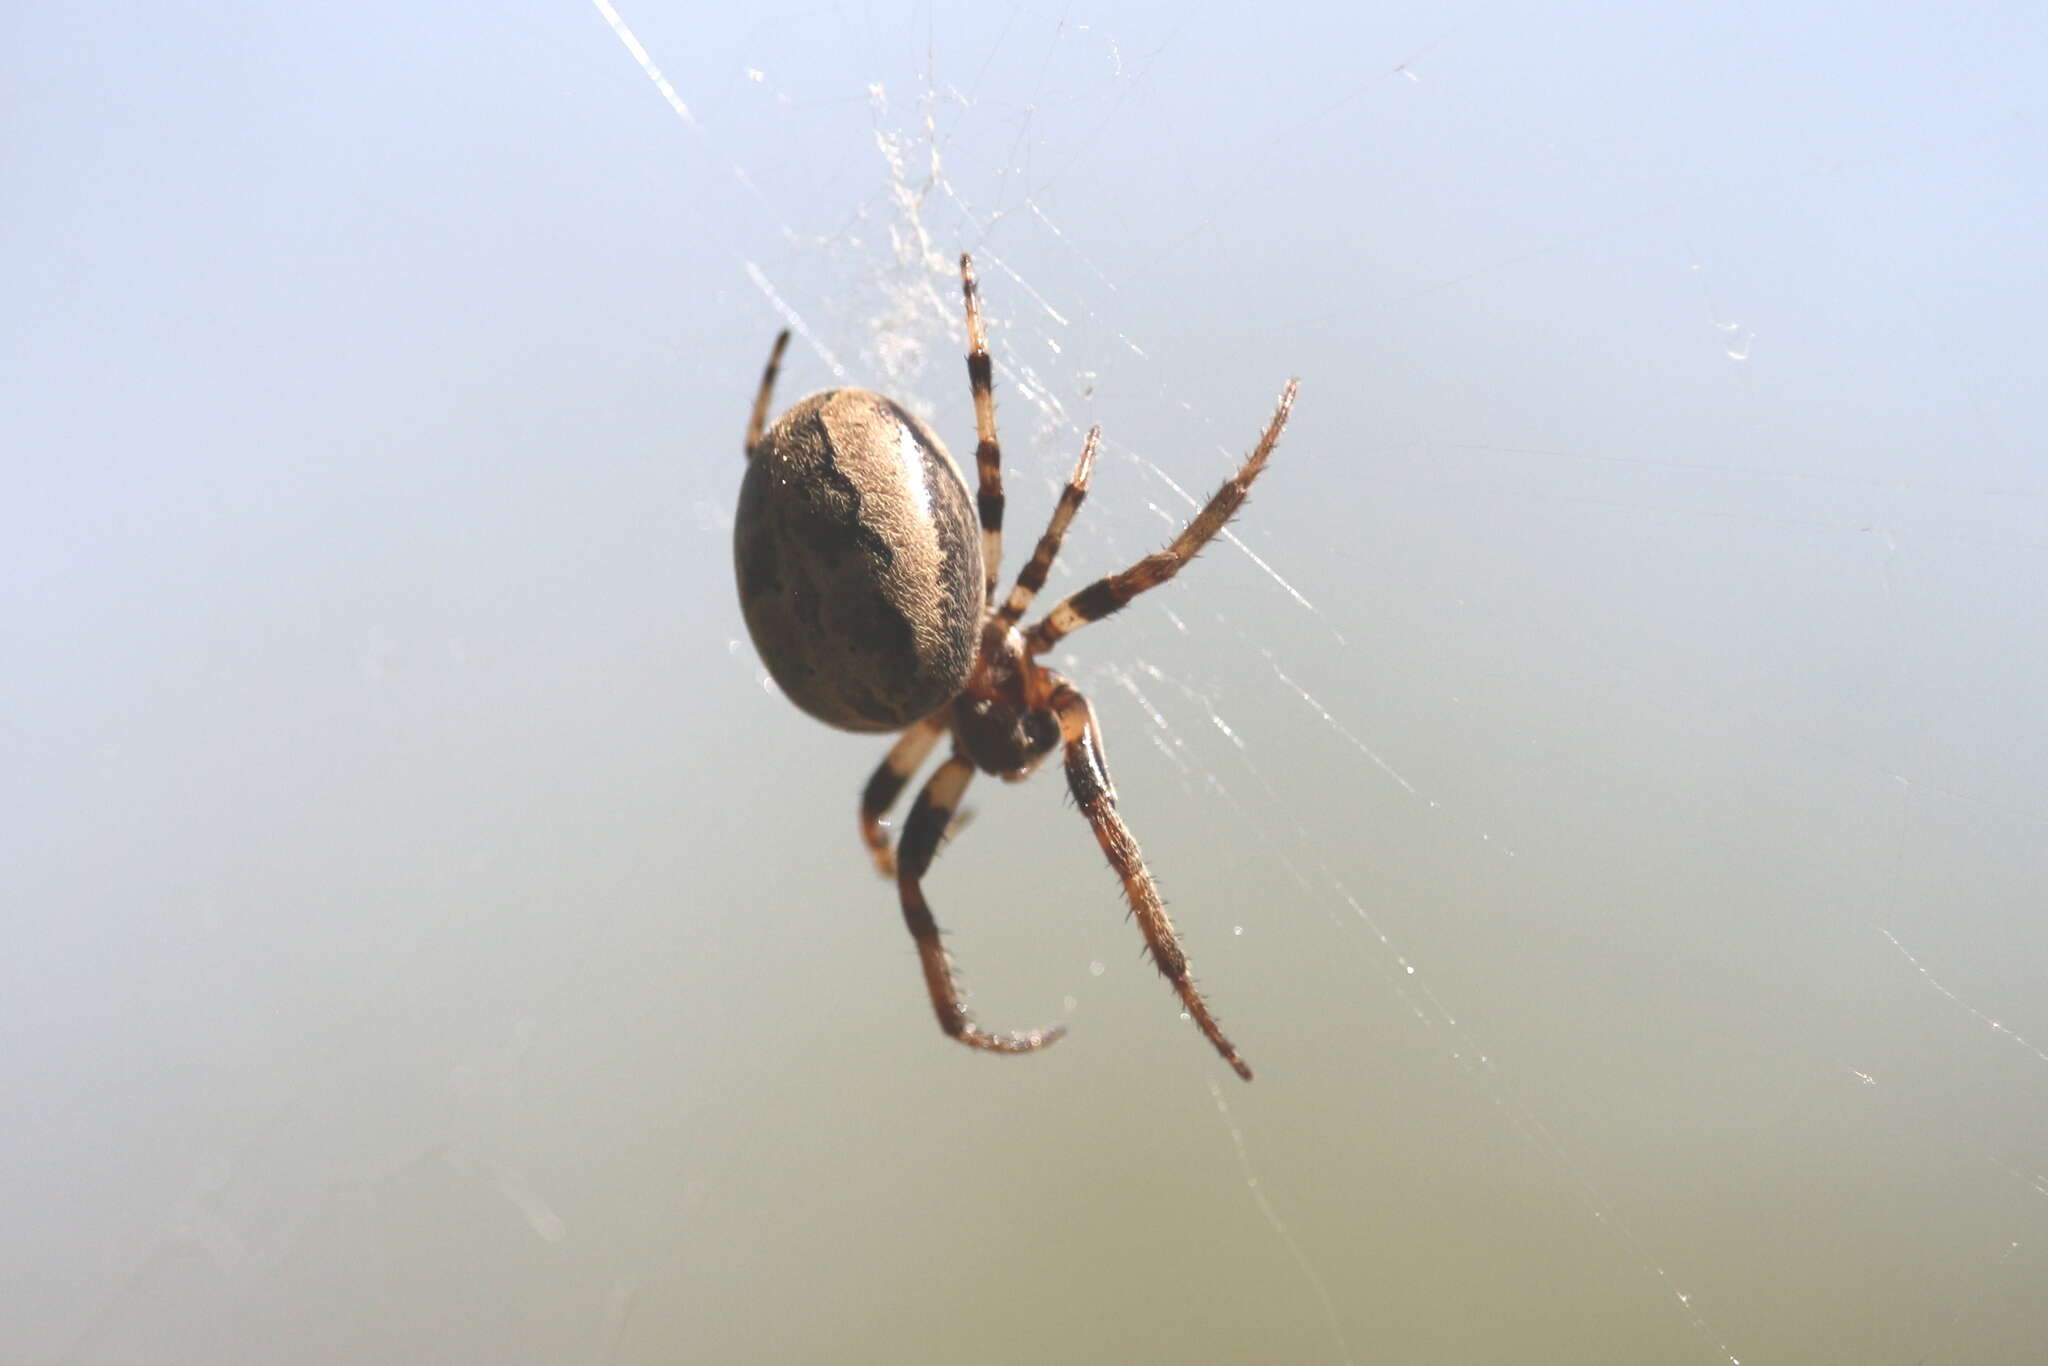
[[896, 752, 1066, 1056], [1049, 679, 1254, 1081], [857, 713, 947, 877]]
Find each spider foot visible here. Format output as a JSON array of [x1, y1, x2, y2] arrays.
[[1171, 982, 1253, 1080], [953, 1020, 1067, 1055]]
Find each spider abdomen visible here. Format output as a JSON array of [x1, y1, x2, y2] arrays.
[[735, 388, 984, 733]]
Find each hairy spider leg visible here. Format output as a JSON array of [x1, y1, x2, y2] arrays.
[[1050, 679, 1253, 1081], [960, 254, 1007, 605], [857, 712, 947, 877], [744, 330, 791, 458], [995, 426, 1100, 630], [1025, 379, 1299, 655], [896, 752, 1067, 1055]]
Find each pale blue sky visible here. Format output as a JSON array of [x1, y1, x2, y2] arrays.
[[7, 3, 2047, 1362]]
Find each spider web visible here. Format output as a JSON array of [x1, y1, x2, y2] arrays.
[[11, 3, 2046, 1364], [591, 5, 2048, 1362]]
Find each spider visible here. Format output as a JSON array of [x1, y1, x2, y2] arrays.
[[734, 253, 1296, 1081]]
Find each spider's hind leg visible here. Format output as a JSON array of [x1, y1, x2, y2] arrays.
[[995, 426, 1099, 630], [960, 254, 1007, 604], [744, 330, 791, 459], [1025, 379, 1297, 654]]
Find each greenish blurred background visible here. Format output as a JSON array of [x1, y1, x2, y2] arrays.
[[8, 2, 2046, 1362]]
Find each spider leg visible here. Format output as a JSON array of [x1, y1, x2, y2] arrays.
[[994, 426, 1099, 630], [858, 712, 947, 877], [1050, 678, 1253, 1081], [743, 330, 791, 458], [960, 253, 1006, 604], [1025, 379, 1298, 655], [897, 751, 1067, 1056]]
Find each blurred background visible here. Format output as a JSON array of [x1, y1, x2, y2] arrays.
[[7, 2, 2046, 1362]]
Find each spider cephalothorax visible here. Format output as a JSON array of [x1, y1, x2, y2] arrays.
[[952, 625, 1061, 778], [735, 253, 1296, 1081]]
